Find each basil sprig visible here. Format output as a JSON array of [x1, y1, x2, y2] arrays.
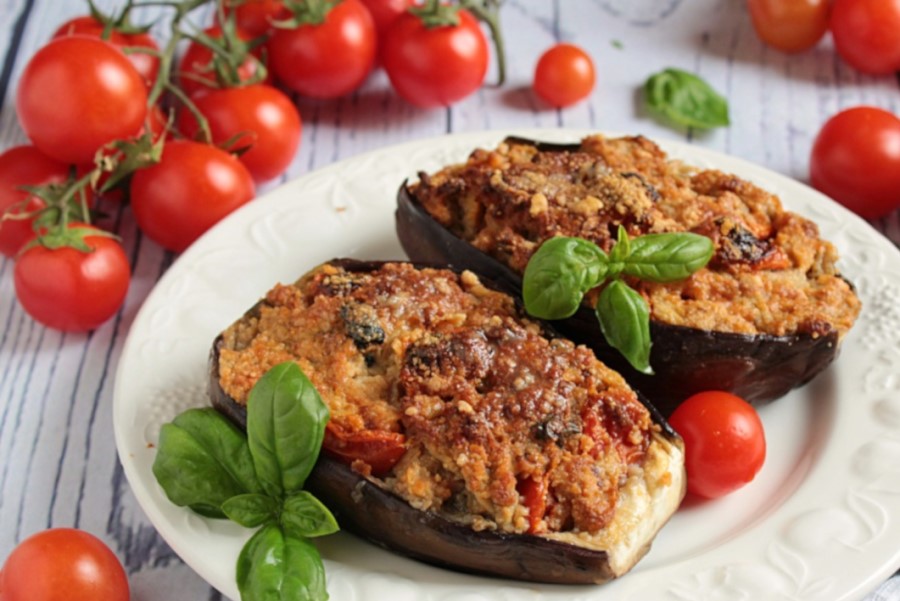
[[522, 227, 713, 374], [152, 362, 337, 601], [644, 67, 729, 130]]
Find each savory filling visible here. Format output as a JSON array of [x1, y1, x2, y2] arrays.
[[408, 135, 861, 338], [217, 262, 673, 539]]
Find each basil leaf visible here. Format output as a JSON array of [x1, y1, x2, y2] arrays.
[[223, 493, 280, 528], [622, 232, 713, 282], [607, 225, 631, 277], [282, 492, 340, 539], [522, 237, 609, 319], [248, 362, 330, 499], [644, 68, 729, 129], [152, 408, 261, 518], [237, 524, 328, 601], [596, 280, 653, 375]]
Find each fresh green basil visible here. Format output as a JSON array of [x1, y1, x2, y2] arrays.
[[237, 524, 328, 601], [282, 492, 340, 539], [152, 408, 261, 518], [644, 67, 729, 130], [247, 362, 330, 499], [223, 494, 280, 528], [596, 280, 653, 375], [522, 236, 609, 319], [623, 232, 713, 282]]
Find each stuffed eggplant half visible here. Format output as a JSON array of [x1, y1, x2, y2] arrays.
[[397, 135, 861, 415], [209, 259, 685, 584]]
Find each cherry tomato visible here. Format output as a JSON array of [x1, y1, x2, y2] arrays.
[[533, 43, 595, 108], [177, 25, 269, 97], [52, 15, 161, 86], [516, 476, 547, 534], [323, 422, 406, 476], [130, 141, 255, 253], [382, 8, 488, 108], [667, 391, 766, 499], [221, 0, 287, 36], [0, 528, 128, 601], [16, 37, 147, 165], [747, 0, 829, 53], [358, 0, 413, 59], [177, 84, 301, 183], [269, 0, 376, 99], [810, 107, 900, 219], [0, 146, 69, 257], [14, 225, 130, 332], [831, 0, 900, 75]]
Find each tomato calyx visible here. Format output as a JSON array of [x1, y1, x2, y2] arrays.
[[277, 0, 341, 27], [93, 125, 167, 194], [179, 15, 269, 92], [21, 224, 118, 255]]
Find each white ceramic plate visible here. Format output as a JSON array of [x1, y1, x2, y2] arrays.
[[113, 130, 900, 601]]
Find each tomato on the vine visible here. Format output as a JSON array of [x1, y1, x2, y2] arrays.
[[16, 36, 147, 165], [533, 43, 595, 108], [358, 0, 413, 57], [14, 224, 130, 332], [747, 0, 830, 53], [0, 528, 129, 601], [130, 141, 255, 253], [221, 0, 287, 36], [177, 24, 269, 97], [382, 7, 488, 108], [810, 107, 900, 219], [52, 15, 161, 86], [269, 0, 377, 99], [667, 391, 766, 499], [0, 145, 69, 258], [831, 0, 900, 75]]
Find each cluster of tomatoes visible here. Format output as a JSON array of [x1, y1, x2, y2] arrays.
[[748, 0, 900, 220]]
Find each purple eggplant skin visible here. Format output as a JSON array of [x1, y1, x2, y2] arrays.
[[396, 160, 843, 417], [208, 258, 682, 584]]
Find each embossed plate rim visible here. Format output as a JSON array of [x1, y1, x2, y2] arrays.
[[113, 129, 900, 601]]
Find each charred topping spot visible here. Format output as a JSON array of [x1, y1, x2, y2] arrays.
[[534, 415, 582, 444], [317, 272, 361, 297], [403, 331, 494, 383], [620, 172, 661, 203], [701, 217, 790, 271], [340, 302, 385, 350]]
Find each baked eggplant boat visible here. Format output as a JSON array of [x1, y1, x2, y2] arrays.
[[209, 259, 685, 584], [397, 135, 861, 415]]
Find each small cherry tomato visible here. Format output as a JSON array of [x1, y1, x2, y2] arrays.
[[14, 224, 131, 332], [0, 528, 129, 601], [831, 0, 900, 75], [177, 25, 269, 97], [747, 0, 830, 53], [177, 84, 301, 182], [667, 391, 766, 499], [221, 0, 287, 36], [382, 8, 488, 108], [16, 37, 147, 165], [358, 0, 413, 60], [52, 15, 161, 86], [0, 146, 69, 257], [130, 141, 255, 253], [533, 43, 595, 108], [322, 422, 406, 476], [810, 106, 900, 219], [269, 0, 377, 99]]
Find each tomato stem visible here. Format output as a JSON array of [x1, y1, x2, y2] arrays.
[[460, 0, 506, 86], [279, 0, 339, 27]]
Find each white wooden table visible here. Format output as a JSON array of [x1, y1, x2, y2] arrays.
[[0, 0, 898, 599]]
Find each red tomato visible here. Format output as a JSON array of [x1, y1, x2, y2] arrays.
[[831, 0, 900, 75], [269, 0, 376, 99], [16, 37, 147, 165], [130, 141, 255, 252], [533, 43, 595, 108], [52, 15, 161, 86], [177, 25, 269, 97], [323, 422, 406, 476], [177, 84, 301, 182], [358, 0, 413, 58], [0, 146, 69, 257], [14, 225, 130, 332], [221, 0, 287, 36], [0, 528, 129, 601], [516, 476, 547, 534], [667, 391, 766, 499], [382, 8, 488, 108], [747, 0, 830, 53], [810, 107, 900, 219]]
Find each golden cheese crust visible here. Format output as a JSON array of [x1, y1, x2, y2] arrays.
[[409, 135, 860, 338], [217, 262, 660, 537]]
